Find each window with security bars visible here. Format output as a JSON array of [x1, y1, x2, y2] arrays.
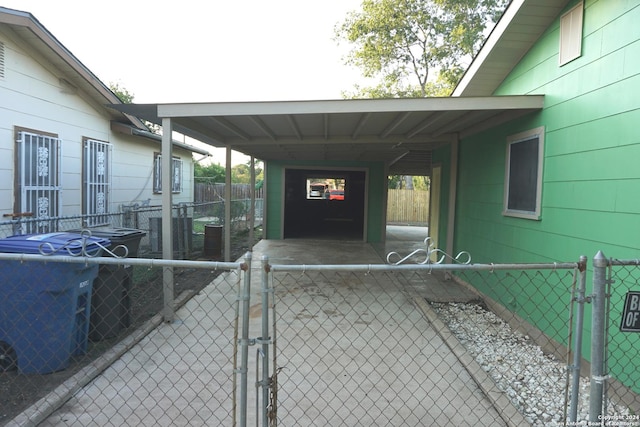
[[83, 138, 112, 226], [15, 130, 62, 233], [153, 152, 182, 193], [503, 126, 544, 220]]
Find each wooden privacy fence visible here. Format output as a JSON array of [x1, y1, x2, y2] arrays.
[[387, 189, 429, 224]]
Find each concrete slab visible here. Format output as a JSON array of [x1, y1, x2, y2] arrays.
[[32, 226, 513, 426]]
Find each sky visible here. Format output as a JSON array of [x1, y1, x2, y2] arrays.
[[1, 0, 370, 104]]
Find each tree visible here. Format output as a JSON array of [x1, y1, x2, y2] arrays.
[[231, 162, 265, 184], [334, 0, 508, 97], [109, 82, 135, 104], [109, 82, 161, 134], [388, 175, 430, 190], [194, 162, 226, 184]]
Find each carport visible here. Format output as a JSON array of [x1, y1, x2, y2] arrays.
[[110, 96, 542, 318]]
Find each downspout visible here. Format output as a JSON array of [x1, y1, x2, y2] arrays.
[[161, 117, 175, 322], [446, 134, 459, 258]]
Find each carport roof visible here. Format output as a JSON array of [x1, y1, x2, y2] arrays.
[[111, 96, 543, 175]]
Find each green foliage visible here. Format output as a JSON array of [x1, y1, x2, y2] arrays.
[[207, 200, 249, 224], [195, 162, 226, 184], [195, 161, 264, 185], [232, 162, 264, 184], [335, 0, 508, 97], [109, 82, 135, 104], [388, 175, 430, 190]]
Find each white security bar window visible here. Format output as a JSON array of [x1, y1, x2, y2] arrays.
[[503, 126, 545, 220], [16, 130, 62, 233], [83, 138, 112, 226], [153, 152, 183, 193]]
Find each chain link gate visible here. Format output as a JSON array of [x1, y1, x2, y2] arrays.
[[256, 259, 590, 427]]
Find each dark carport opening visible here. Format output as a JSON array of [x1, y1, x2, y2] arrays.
[[283, 168, 365, 240]]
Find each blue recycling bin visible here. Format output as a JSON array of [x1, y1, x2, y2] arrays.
[[0, 232, 109, 374]]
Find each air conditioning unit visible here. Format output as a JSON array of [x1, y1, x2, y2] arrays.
[[149, 217, 193, 258]]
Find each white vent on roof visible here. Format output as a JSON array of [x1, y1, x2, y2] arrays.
[[0, 41, 5, 79]]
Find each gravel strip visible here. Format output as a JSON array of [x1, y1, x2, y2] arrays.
[[430, 301, 636, 426]]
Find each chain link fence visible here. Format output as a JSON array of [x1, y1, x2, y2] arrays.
[[0, 199, 263, 259], [601, 259, 640, 421], [0, 251, 245, 426], [449, 266, 584, 425], [2, 246, 640, 426]]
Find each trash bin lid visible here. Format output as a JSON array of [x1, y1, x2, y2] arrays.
[[69, 227, 146, 240], [87, 227, 145, 238], [0, 232, 110, 256]]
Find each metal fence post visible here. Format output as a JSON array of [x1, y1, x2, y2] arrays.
[[590, 250, 608, 423], [569, 255, 587, 422], [240, 252, 252, 427], [260, 255, 271, 427]]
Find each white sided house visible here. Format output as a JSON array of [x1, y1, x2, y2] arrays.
[[0, 7, 208, 234]]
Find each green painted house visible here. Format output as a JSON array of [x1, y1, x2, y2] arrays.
[[437, 0, 640, 400], [442, 0, 640, 264]]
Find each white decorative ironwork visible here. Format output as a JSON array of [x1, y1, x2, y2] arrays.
[[386, 237, 472, 265], [96, 151, 105, 175], [38, 229, 128, 258], [37, 146, 49, 177], [96, 192, 105, 214]]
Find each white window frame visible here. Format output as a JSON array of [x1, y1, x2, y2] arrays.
[[153, 152, 183, 194], [559, 2, 583, 66], [503, 126, 545, 220], [83, 138, 112, 226], [15, 130, 62, 233]]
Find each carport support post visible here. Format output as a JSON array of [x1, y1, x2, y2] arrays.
[[445, 136, 458, 258], [589, 251, 608, 423], [249, 156, 256, 246], [225, 146, 232, 261], [161, 117, 175, 322]]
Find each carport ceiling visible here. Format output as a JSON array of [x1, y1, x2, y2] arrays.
[[111, 96, 543, 176]]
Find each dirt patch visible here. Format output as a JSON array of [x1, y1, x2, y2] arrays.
[[0, 229, 259, 425]]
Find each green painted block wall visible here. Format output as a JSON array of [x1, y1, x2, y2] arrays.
[[264, 160, 386, 242], [450, 0, 640, 393]]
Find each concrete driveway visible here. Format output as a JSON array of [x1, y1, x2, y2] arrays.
[[25, 226, 520, 426]]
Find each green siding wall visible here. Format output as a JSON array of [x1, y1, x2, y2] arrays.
[[264, 160, 386, 242], [450, 0, 640, 391], [457, 0, 640, 263]]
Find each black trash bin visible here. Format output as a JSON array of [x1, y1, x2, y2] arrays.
[[204, 224, 223, 258], [73, 227, 146, 341]]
